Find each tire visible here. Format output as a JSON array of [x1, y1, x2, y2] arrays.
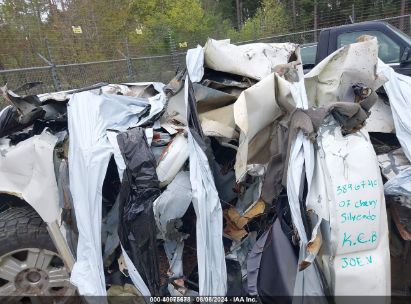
[[0, 206, 76, 299], [0, 206, 54, 254]]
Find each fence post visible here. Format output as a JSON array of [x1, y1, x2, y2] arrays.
[[168, 30, 179, 71], [124, 38, 134, 81], [253, 19, 257, 42], [42, 39, 61, 91], [352, 4, 356, 23], [314, 0, 318, 42]]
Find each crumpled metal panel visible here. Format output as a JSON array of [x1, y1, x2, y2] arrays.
[[378, 148, 410, 180], [378, 148, 411, 197], [0, 106, 22, 138], [199, 103, 237, 139], [364, 97, 395, 133], [0, 129, 60, 223], [194, 83, 237, 114], [204, 39, 298, 80], [305, 37, 386, 107], [297, 37, 391, 297], [307, 118, 390, 296], [286, 82, 326, 298], [233, 73, 293, 181]]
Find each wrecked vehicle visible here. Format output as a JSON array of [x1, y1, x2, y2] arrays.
[[0, 34, 410, 301]]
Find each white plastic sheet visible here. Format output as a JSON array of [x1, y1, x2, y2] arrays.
[[376, 61, 411, 197], [185, 78, 227, 296], [186, 45, 204, 83], [68, 90, 163, 296], [377, 60, 411, 162]]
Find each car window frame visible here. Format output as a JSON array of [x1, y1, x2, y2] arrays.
[[336, 29, 402, 64]]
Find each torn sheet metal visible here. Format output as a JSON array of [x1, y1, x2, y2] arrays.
[[102, 82, 161, 98], [163, 88, 187, 126], [156, 133, 189, 187], [185, 77, 227, 295], [287, 132, 325, 297], [1, 86, 45, 121], [226, 233, 256, 289], [204, 39, 298, 80], [285, 65, 327, 297], [117, 127, 161, 295], [235, 171, 264, 214], [68, 91, 153, 296], [307, 117, 390, 296], [0, 129, 60, 223], [137, 85, 167, 127], [233, 72, 290, 181], [186, 45, 204, 83], [0, 105, 24, 138], [102, 84, 133, 96], [378, 148, 411, 197], [201, 69, 255, 98], [305, 37, 386, 107], [101, 82, 167, 128], [122, 82, 165, 97], [378, 148, 410, 180], [384, 168, 411, 197], [193, 83, 237, 114], [364, 97, 395, 133], [3, 86, 68, 123], [199, 104, 237, 139]]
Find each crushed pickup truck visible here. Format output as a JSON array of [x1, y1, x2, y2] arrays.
[[0, 34, 411, 302]]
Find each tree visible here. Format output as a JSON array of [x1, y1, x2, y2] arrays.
[[227, 0, 290, 42], [127, 0, 231, 54]]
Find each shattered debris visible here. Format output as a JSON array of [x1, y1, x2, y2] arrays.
[[0, 34, 411, 301]]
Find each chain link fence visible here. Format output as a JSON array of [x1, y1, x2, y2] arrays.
[[0, 14, 410, 110]]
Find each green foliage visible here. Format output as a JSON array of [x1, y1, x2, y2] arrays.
[[0, 0, 407, 69], [127, 0, 232, 53], [227, 0, 290, 42]]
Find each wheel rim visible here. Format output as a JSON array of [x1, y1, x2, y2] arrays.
[[0, 248, 75, 296]]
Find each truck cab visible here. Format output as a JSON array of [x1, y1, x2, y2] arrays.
[[302, 21, 411, 76]]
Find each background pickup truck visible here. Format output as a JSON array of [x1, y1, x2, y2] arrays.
[[301, 21, 411, 76]]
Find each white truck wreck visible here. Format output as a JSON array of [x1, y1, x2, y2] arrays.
[[0, 34, 410, 302]]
